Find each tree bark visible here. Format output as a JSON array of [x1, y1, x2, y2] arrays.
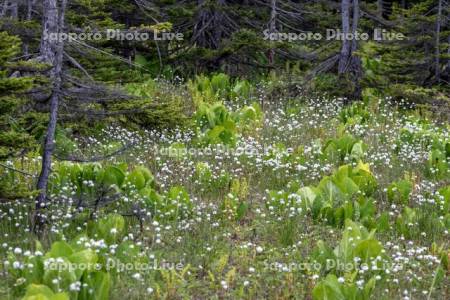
[[27, 0, 34, 20], [268, 0, 277, 66], [338, 0, 362, 99], [377, 0, 383, 18], [351, 0, 359, 53], [9, 0, 16, 18], [0, 1, 9, 17], [434, 0, 442, 82], [447, 35, 450, 77], [338, 0, 351, 74], [24, 0, 35, 56], [34, 0, 67, 233], [39, 0, 59, 67]]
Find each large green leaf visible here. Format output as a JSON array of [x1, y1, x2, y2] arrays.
[[22, 284, 70, 300], [68, 249, 98, 279], [46, 241, 73, 258], [313, 275, 346, 300], [125, 169, 146, 190], [354, 239, 383, 262]]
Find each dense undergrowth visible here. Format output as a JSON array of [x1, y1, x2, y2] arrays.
[[0, 76, 449, 299]]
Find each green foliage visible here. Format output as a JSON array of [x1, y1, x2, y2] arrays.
[[299, 162, 378, 227], [189, 73, 255, 104], [313, 274, 377, 300], [194, 101, 263, 146], [387, 179, 413, 204], [195, 102, 237, 146], [426, 148, 449, 179], [395, 206, 418, 239], [113, 79, 190, 129], [22, 284, 69, 300], [89, 213, 125, 243], [312, 220, 386, 299], [338, 102, 370, 125], [6, 238, 110, 299], [50, 162, 158, 215], [0, 32, 36, 160], [194, 161, 231, 193], [323, 134, 367, 163], [234, 102, 263, 133], [309, 74, 358, 98], [314, 219, 385, 268]]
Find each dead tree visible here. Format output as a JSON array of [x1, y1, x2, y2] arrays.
[[192, 0, 236, 49], [434, 0, 442, 82], [338, 0, 352, 73], [338, 0, 362, 99], [0, 0, 17, 18], [34, 0, 67, 233], [268, 0, 277, 66]]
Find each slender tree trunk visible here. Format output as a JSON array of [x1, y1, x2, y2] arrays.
[[1, 1, 8, 17], [338, 0, 351, 74], [268, 0, 277, 66], [338, 0, 362, 99], [27, 0, 34, 20], [9, 0, 16, 18], [377, 0, 383, 18], [447, 35, 450, 77], [351, 0, 362, 98], [39, 0, 59, 67], [351, 0, 359, 53], [212, 0, 226, 49], [434, 0, 442, 82], [24, 0, 35, 56], [34, 0, 67, 233], [0, 0, 18, 19]]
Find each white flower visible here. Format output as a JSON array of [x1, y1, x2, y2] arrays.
[[220, 280, 228, 290], [147, 287, 154, 294], [256, 246, 263, 253], [13, 248, 22, 255], [69, 282, 81, 292], [338, 277, 345, 283]]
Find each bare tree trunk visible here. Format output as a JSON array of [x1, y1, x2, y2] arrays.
[[434, 0, 442, 82], [338, 0, 351, 74], [27, 0, 34, 20], [338, 0, 362, 99], [377, 0, 383, 18], [212, 0, 226, 49], [447, 35, 450, 77], [0, 1, 9, 17], [34, 0, 67, 233], [24, 0, 35, 56], [39, 0, 59, 67], [351, 0, 359, 53], [0, 0, 17, 18], [9, 0, 16, 18], [351, 0, 362, 98], [268, 0, 277, 66]]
